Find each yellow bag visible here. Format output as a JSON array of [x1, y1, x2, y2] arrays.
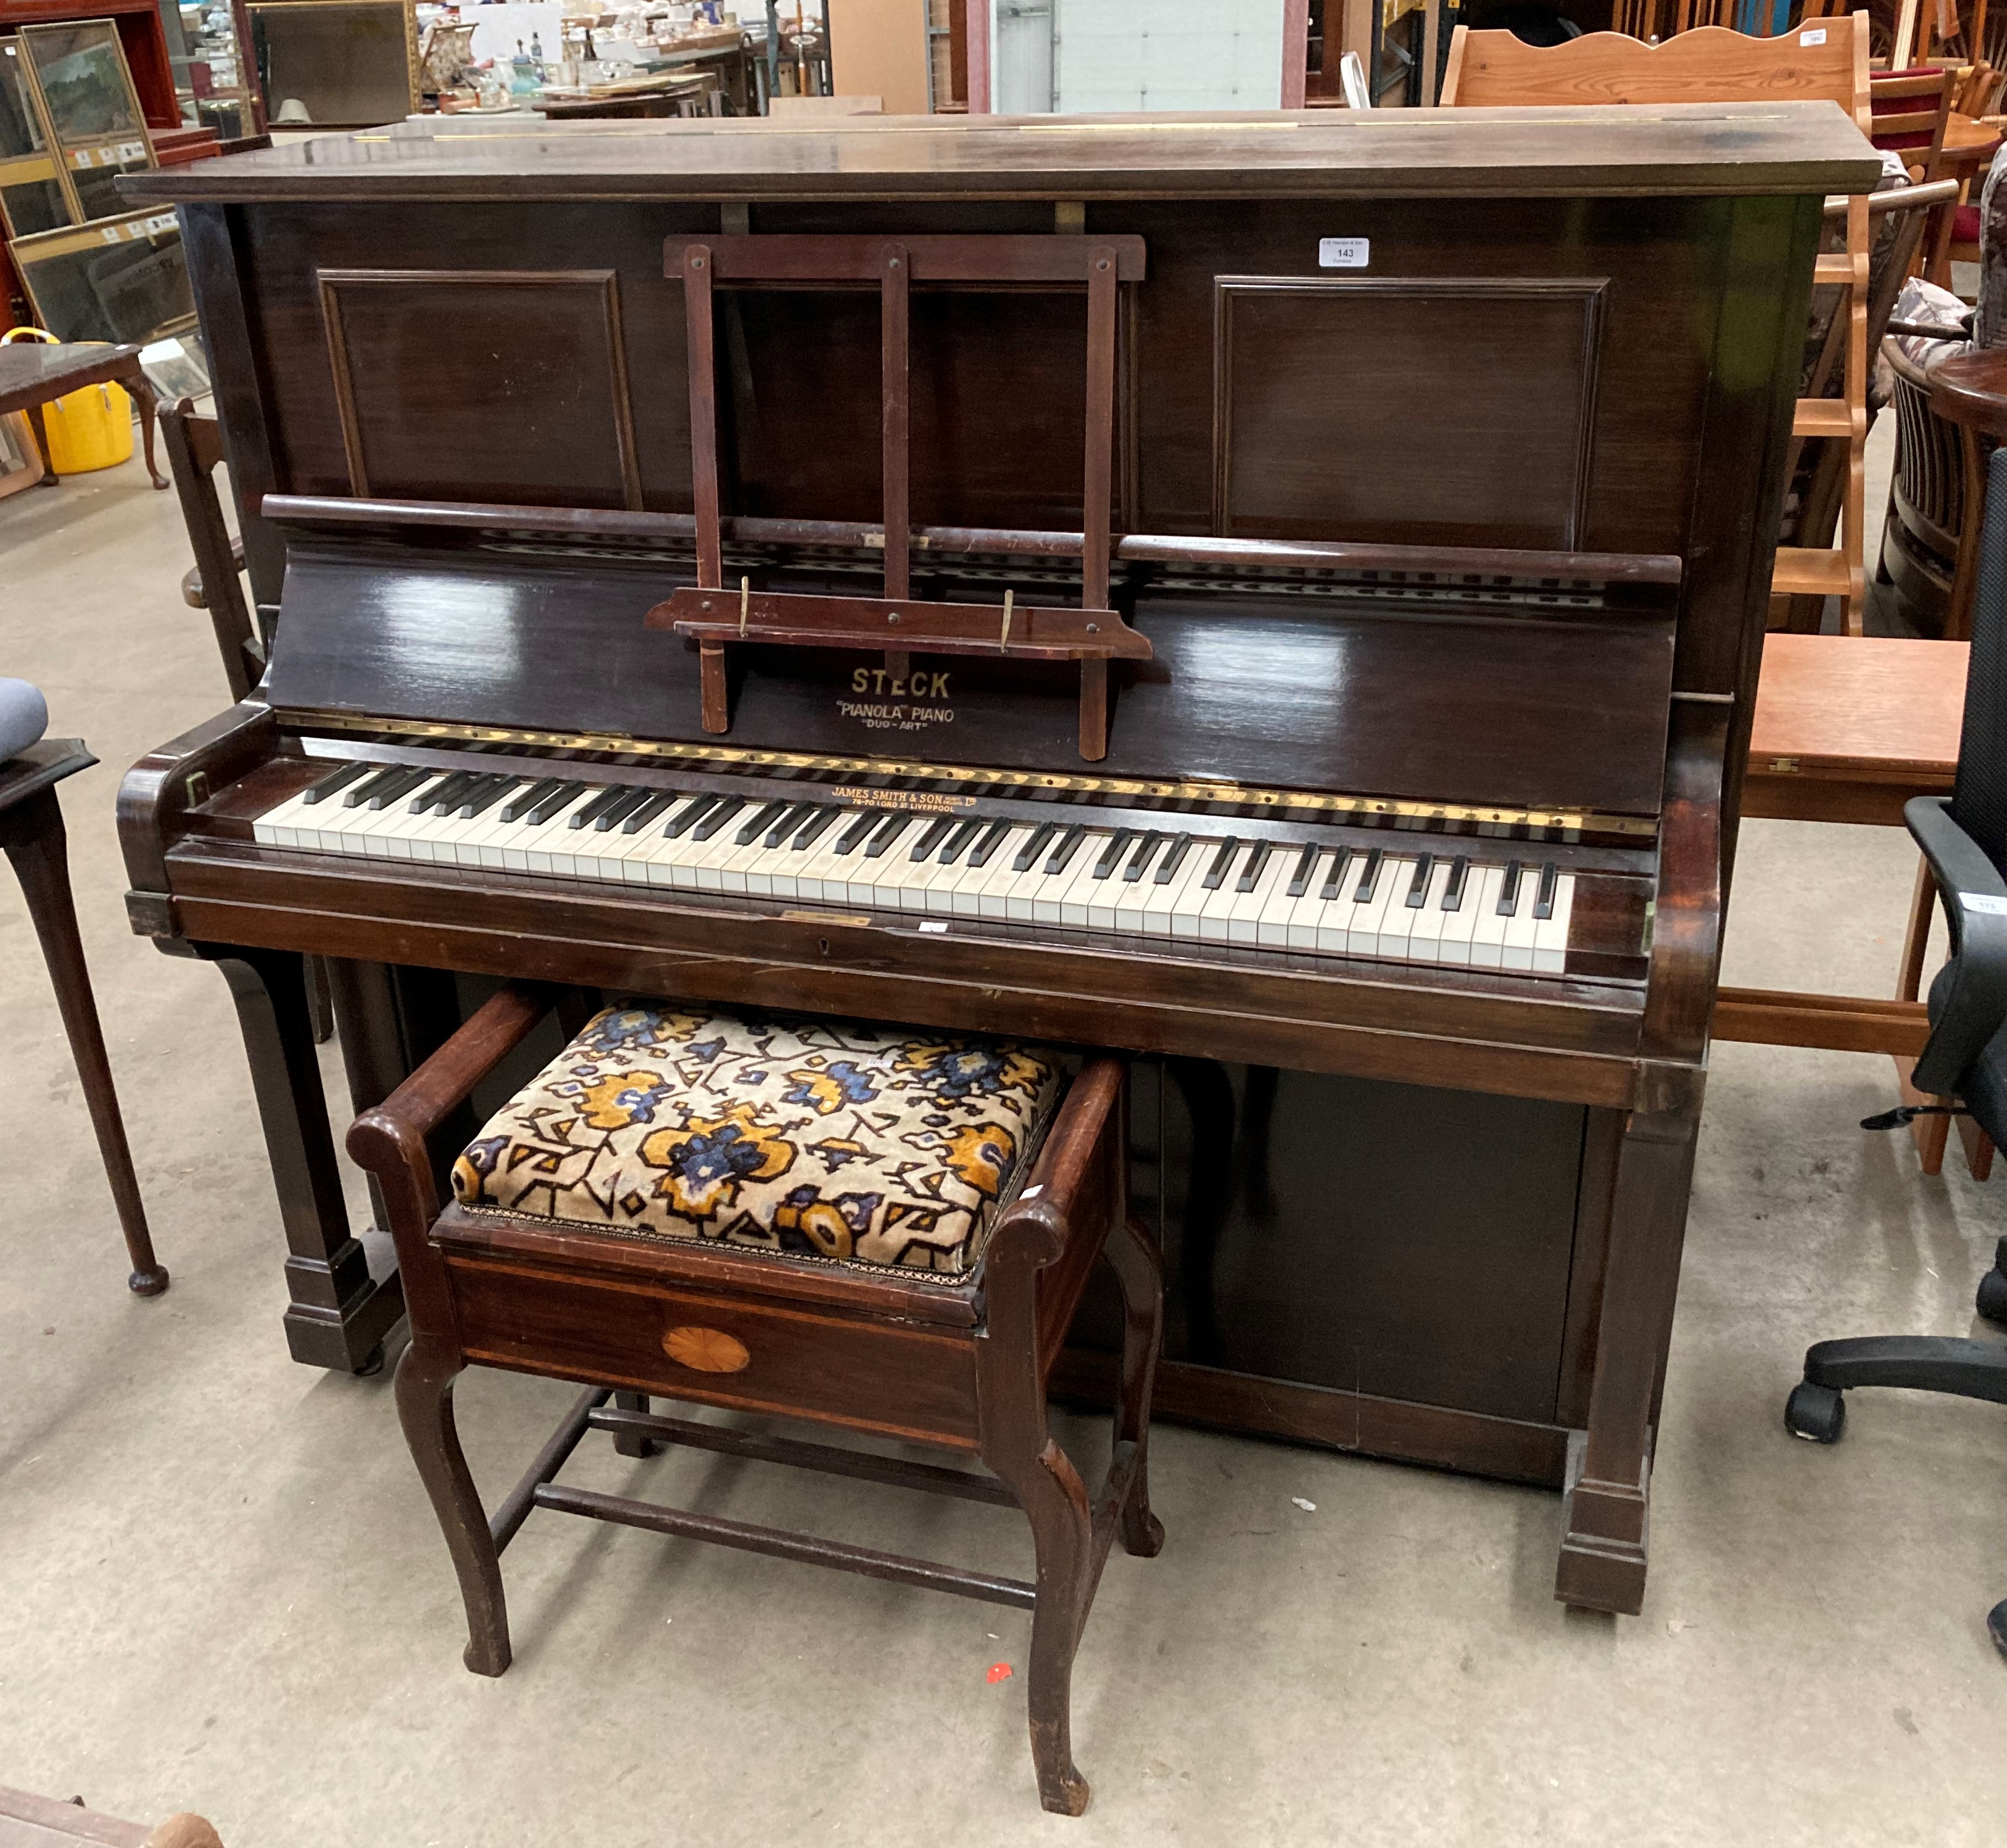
[[2, 327, 134, 474]]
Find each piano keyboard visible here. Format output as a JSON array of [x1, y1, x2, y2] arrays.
[[250, 761, 1578, 972]]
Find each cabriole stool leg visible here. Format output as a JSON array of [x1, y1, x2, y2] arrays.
[[397, 1335, 511, 1676]]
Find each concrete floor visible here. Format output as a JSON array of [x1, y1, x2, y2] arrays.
[[4, 429, 2005, 1847]]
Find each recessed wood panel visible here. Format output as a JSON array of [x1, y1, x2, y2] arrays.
[[318, 268, 643, 509], [1212, 275, 1607, 550]]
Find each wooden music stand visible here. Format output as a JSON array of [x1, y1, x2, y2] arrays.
[[650, 234, 1152, 760]]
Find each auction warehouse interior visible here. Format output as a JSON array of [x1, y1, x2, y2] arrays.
[[3, 1, 2005, 1843]]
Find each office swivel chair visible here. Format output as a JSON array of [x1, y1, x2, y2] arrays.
[[1784, 449, 2007, 1657]]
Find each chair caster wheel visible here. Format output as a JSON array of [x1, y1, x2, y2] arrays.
[[1976, 1267, 2007, 1327], [1786, 1381, 1846, 1443]]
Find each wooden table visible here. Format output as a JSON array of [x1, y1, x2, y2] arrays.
[[2, 742, 167, 1292], [1716, 632, 1980, 1172], [0, 341, 165, 491]]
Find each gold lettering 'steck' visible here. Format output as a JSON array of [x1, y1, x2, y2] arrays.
[[852, 668, 952, 698]]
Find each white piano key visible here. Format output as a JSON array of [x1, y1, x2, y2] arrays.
[[1032, 831, 1093, 926], [1228, 845, 1292, 945], [1501, 866, 1542, 972], [1346, 854, 1401, 956], [1468, 867, 1511, 969], [967, 825, 1036, 918], [521, 790, 603, 874], [1404, 859, 1455, 963], [1376, 856, 1434, 959], [1533, 872, 1575, 974], [1436, 863, 1484, 966], [1256, 846, 1310, 947], [252, 781, 328, 849]]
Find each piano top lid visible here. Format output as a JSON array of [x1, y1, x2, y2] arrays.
[[117, 102, 1881, 207]]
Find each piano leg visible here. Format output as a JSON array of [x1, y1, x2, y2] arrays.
[[1554, 1104, 1700, 1616], [206, 945, 407, 1373]]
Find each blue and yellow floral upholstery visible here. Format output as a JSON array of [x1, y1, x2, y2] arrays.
[[450, 1004, 1064, 1277]]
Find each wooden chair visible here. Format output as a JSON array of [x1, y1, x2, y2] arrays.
[[1441, 16, 1875, 631], [1779, 175, 1959, 633], [160, 397, 263, 705], [347, 987, 1164, 1817]]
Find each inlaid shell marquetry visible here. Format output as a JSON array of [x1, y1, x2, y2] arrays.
[[663, 1325, 750, 1374]]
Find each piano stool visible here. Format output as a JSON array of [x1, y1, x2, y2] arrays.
[[1, 740, 166, 1295], [1716, 633, 1987, 1177], [344, 987, 1164, 1817]]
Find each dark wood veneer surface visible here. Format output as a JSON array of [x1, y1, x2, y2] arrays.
[[117, 104, 1879, 204]]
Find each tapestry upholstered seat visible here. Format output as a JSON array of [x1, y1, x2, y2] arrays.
[[449, 1003, 1064, 1278]]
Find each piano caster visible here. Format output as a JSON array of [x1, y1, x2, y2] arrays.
[[1784, 1380, 1846, 1444], [354, 1342, 387, 1378]]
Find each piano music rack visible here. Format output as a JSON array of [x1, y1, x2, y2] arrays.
[[650, 234, 1154, 761]]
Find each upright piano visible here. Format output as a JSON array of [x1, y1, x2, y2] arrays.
[[117, 105, 1876, 1615]]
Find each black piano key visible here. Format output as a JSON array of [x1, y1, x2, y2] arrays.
[[1319, 852, 1349, 902], [458, 776, 521, 821], [1093, 829, 1136, 880], [863, 813, 915, 859], [622, 791, 679, 834], [301, 760, 371, 805], [1404, 853, 1436, 908], [1534, 861, 1559, 921], [561, 786, 622, 831], [342, 765, 410, 809], [1441, 856, 1470, 912], [1123, 832, 1165, 882], [938, 818, 984, 863], [696, 797, 750, 842], [1013, 822, 1058, 872], [765, 802, 818, 848], [1497, 858, 1523, 916], [663, 793, 720, 839], [565, 784, 629, 830], [1152, 833, 1194, 884], [793, 806, 843, 850], [834, 809, 880, 855], [501, 777, 565, 822], [967, 818, 1014, 868], [1043, 824, 1088, 876], [368, 768, 434, 811], [1285, 842, 1322, 898], [413, 769, 481, 815], [526, 780, 586, 826], [909, 816, 956, 861], [1201, 837, 1241, 891], [1235, 839, 1275, 893], [594, 787, 653, 832], [735, 800, 788, 847], [1352, 848, 1384, 903]]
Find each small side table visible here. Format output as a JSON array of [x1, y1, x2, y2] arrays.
[[1, 742, 167, 1294], [1718, 634, 1984, 1179], [0, 340, 167, 492]]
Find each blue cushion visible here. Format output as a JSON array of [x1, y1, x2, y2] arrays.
[[0, 679, 48, 761]]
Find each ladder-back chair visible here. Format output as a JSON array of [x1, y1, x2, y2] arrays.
[[1440, 17, 1876, 631]]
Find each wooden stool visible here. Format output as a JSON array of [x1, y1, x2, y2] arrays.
[[347, 987, 1162, 1817], [2, 741, 165, 1294]]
